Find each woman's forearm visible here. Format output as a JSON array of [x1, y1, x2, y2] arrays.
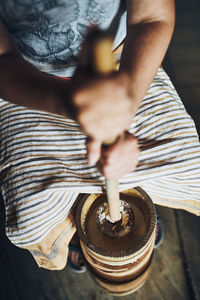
[[120, 0, 175, 116]]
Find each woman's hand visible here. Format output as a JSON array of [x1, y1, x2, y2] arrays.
[[87, 131, 140, 179], [71, 71, 135, 142], [70, 69, 139, 178]]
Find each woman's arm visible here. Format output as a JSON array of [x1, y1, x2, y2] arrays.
[[73, 0, 175, 145], [0, 19, 70, 117], [95, 0, 175, 177], [120, 0, 175, 115]]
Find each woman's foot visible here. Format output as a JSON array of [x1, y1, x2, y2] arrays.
[[68, 244, 87, 273], [67, 232, 87, 273], [154, 216, 164, 249]]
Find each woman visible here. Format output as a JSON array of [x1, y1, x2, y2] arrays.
[[0, 0, 199, 271]]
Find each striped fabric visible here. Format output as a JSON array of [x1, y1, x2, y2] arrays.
[[0, 67, 200, 249]]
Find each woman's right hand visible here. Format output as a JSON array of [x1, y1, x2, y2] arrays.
[[69, 70, 135, 143]]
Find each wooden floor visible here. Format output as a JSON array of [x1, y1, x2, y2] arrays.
[[1, 0, 200, 299]]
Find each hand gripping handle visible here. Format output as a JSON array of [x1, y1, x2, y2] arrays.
[[92, 30, 121, 222]]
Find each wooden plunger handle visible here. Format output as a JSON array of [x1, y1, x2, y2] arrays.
[[93, 34, 121, 222]]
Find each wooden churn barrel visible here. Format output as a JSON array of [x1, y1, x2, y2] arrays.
[[75, 187, 156, 296]]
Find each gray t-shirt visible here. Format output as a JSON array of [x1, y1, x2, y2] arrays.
[[0, 0, 126, 76]]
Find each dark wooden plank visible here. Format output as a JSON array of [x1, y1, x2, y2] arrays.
[[170, 27, 200, 46], [0, 196, 21, 300], [2, 241, 70, 300], [175, 0, 200, 9], [0, 244, 21, 300], [0, 196, 42, 300], [175, 211, 200, 300], [167, 45, 200, 65], [0, 194, 68, 300], [57, 267, 111, 300], [174, 11, 200, 26], [170, 64, 200, 86], [173, 85, 200, 123], [176, 85, 200, 104]]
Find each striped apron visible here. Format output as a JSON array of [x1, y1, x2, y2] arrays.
[[0, 67, 200, 269]]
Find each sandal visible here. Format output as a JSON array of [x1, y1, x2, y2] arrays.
[[67, 244, 87, 273]]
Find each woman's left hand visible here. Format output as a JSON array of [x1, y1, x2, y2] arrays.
[[87, 131, 140, 179]]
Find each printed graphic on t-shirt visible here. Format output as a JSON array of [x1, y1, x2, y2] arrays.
[[0, 0, 123, 67]]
